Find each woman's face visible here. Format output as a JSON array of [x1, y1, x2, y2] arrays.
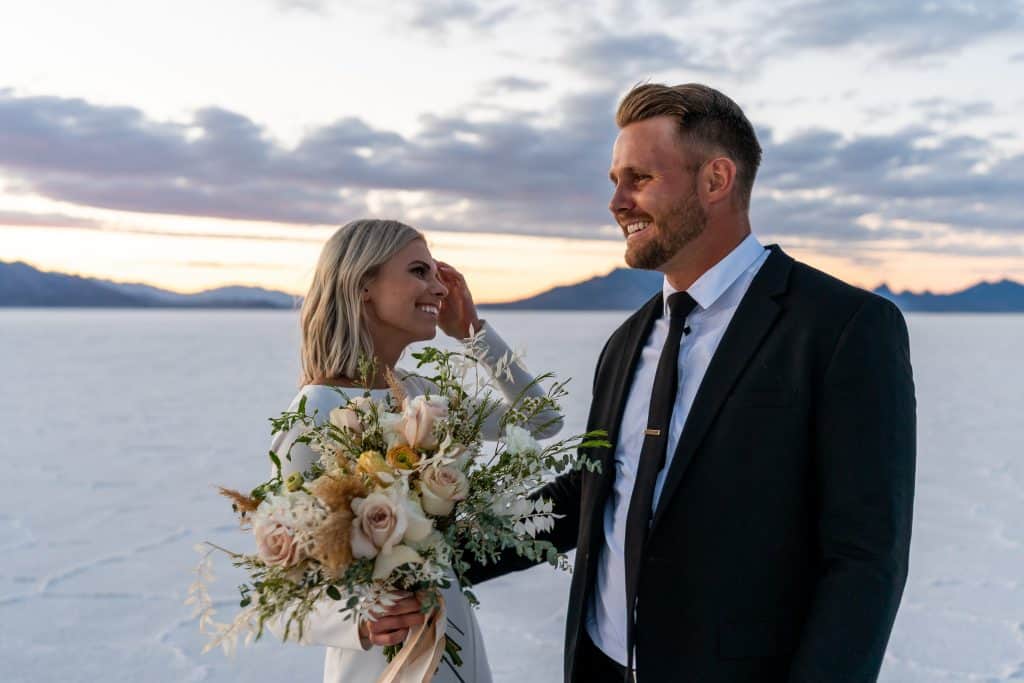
[[362, 239, 448, 348]]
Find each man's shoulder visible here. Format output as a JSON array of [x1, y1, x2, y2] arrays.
[[784, 254, 900, 321]]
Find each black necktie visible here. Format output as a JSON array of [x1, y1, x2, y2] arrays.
[[623, 291, 697, 678]]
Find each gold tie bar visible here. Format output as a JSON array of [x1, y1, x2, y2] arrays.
[[644, 428, 662, 437]]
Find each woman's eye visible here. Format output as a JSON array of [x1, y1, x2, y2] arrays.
[[412, 266, 427, 277]]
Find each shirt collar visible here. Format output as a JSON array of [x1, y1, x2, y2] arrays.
[[661, 233, 765, 317]]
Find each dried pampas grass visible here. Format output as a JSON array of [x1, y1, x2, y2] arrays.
[[309, 474, 367, 511], [385, 366, 407, 407], [218, 487, 259, 515], [310, 508, 356, 577]]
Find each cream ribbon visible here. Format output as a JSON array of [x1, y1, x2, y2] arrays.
[[377, 596, 447, 683]]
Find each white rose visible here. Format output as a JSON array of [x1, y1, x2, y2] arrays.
[[437, 440, 472, 469], [372, 544, 424, 580], [504, 424, 541, 455], [402, 493, 434, 543], [350, 396, 375, 412], [418, 465, 469, 516], [379, 412, 407, 450]]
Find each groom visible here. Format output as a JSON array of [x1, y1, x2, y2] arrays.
[[469, 83, 916, 682]]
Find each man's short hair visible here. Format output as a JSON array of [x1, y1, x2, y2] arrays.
[[616, 83, 762, 209]]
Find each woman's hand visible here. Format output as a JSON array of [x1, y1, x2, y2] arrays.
[[436, 261, 482, 340], [358, 592, 427, 648]]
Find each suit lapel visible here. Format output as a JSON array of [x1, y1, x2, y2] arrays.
[[651, 246, 793, 530], [581, 293, 662, 538], [602, 292, 662, 458]]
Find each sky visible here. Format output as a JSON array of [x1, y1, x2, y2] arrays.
[[1, 0, 1023, 302]]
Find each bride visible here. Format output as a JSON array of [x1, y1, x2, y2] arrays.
[[269, 218, 562, 683]]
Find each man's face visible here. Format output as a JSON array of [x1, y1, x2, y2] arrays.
[[608, 116, 707, 270]]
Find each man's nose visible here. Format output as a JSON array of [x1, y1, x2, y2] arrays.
[[609, 183, 634, 215]]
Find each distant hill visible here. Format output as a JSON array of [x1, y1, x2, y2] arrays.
[[484, 268, 663, 310], [482, 267, 1024, 312], [874, 280, 1024, 312], [0, 261, 297, 309]]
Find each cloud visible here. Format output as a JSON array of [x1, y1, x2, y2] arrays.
[[768, 0, 1024, 61], [565, 33, 721, 82], [0, 87, 1021, 259], [408, 1, 516, 33], [912, 97, 995, 124], [274, 0, 326, 13], [752, 122, 1024, 247], [484, 76, 548, 94], [0, 210, 100, 229], [0, 89, 616, 232]]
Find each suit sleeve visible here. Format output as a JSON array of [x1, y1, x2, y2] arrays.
[[790, 297, 916, 682], [463, 468, 583, 585], [461, 335, 617, 585]]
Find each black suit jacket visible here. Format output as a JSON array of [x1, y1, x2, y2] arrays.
[[468, 246, 916, 682]]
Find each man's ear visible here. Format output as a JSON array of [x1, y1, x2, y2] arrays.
[[704, 157, 736, 205]]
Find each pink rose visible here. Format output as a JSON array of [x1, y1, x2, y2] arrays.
[[254, 521, 305, 568], [329, 407, 363, 436], [350, 491, 404, 559], [401, 396, 448, 450], [418, 465, 469, 516], [350, 488, 433, 559]]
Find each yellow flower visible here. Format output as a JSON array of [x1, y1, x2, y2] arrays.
[[386, 445, 421, 471], [285, 472, 305, 492], [357, 450, 394, 482]]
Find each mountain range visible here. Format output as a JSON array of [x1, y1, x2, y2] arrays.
[[3, 260, 1024, 312], [0, 261, 297, 309]]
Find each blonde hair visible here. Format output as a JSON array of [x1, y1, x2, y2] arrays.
[[299, 219, 424, 385]]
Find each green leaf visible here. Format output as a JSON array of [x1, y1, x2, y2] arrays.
[[326, 585, 341, 600]]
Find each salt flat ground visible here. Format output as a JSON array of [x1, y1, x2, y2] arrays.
[[1, 310, 1022, 682]]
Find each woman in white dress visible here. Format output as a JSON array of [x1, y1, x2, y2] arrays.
[[270, 219, 562, 683]]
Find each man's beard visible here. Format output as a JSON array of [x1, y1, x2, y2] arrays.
[[625, 190, 707, 270]]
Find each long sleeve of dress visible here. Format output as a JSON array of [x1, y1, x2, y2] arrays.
[[401, 321, 564, 441]]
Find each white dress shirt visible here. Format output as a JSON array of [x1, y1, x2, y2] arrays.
[[586, 234, 770, 667]]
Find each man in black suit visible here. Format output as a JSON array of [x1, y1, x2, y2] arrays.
[[468, 83, 916, 682]]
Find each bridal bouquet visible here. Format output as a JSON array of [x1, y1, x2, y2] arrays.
[[188, 331, 605, 680]]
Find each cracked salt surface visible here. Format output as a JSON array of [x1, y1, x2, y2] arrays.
[[1, 310, 1021, 682]]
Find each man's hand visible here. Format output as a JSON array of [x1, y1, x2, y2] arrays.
[[358, 592, 427, 649]]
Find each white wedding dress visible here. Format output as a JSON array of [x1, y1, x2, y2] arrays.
[[269, 323, 561, 683]]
